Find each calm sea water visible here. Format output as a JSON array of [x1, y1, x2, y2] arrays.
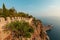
[[37, 17, 60, 40]]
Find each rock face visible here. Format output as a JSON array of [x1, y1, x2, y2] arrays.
[[0, 17, 50, 40]]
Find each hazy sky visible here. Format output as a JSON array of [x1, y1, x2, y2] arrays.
[[0, 0, 60, 17]]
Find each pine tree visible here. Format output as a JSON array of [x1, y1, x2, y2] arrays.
[[3, 3, 6, 13], [2, 3, 8, 18]]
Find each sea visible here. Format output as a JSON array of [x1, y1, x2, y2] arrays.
[[37, 16, 60, 40]]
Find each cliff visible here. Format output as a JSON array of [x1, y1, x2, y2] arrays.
[[0, 4, 51, 40], [0, 17, 50, 40]]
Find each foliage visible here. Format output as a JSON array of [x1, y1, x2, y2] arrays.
[[5, 21, 34, 38], [0, 4, 33, 18]]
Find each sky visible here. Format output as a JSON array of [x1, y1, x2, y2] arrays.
[[0, 0, 60, 17]]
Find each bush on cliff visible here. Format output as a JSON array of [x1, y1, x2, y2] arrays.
[[5, 21, 34, 38]]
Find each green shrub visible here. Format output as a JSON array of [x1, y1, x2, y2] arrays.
[[5, 21, 34, 38]]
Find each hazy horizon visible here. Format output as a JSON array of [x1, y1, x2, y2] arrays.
[[0, 0, 60, 17]]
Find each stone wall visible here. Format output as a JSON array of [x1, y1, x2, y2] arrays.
[[0, 17, 33, 27]]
